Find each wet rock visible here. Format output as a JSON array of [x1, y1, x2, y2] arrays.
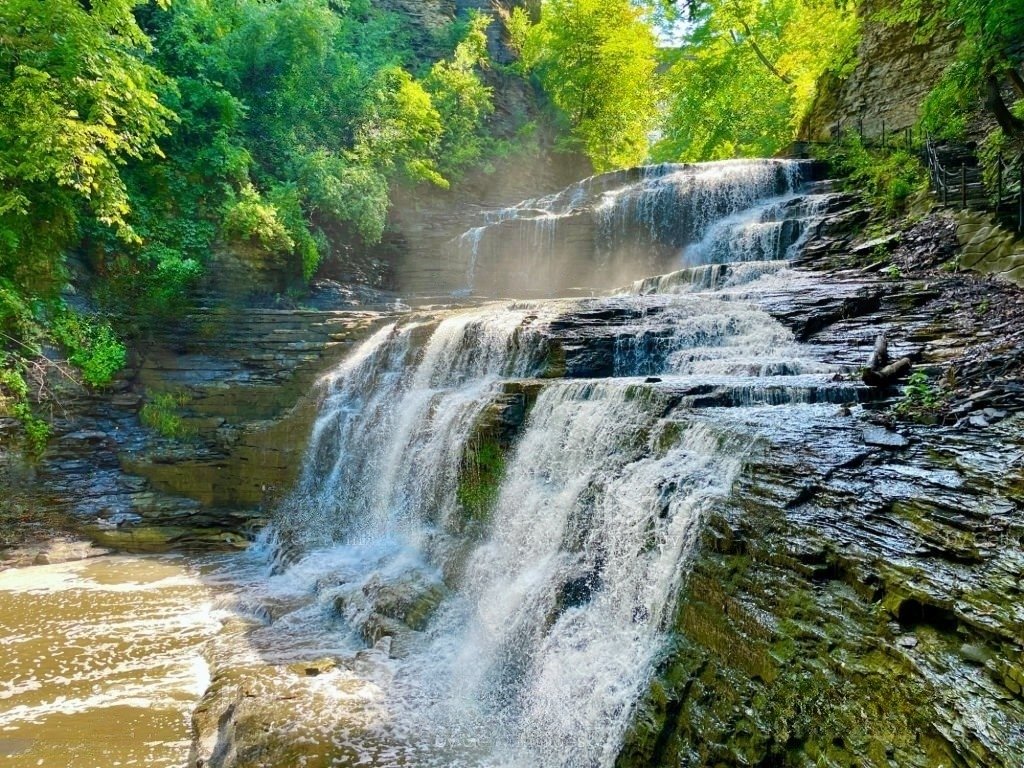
[[620, 411, 1024, 768], [862, 426, 910, 448]]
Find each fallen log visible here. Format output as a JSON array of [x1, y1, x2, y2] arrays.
[[862, 356, 912, 387], [866, 332, 888, 372]]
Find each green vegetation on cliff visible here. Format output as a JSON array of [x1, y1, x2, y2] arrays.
[[508, 0, 660, 171], [0, 0, 508, 446]]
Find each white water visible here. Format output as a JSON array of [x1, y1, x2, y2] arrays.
[[267, 378, 751, 768], [1, 158, 852, 767], [249, 158, 850, 767], [452, 159, 813, 297]]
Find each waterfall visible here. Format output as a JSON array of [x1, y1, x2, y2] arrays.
[[282, 305, 553, 551], [252, 157, 852, 767], [428, 382, 746, 766], [448, 159, 815, 297]]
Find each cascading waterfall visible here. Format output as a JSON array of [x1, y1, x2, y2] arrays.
[[449, 159, 817, 297], [430, 382, 747, 766], [282, 305, 553, 551], [250, 157, 850, 767]]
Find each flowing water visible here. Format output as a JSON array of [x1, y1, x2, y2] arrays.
[[1, 159, 847, 767]]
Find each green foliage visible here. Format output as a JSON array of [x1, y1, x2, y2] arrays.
[[884, 264, 902, 279], [423, 13, 497, 176], [224, 186, 296, 255], [895, 371, 945, 421], [50, 311, 127, 387], [655, 0, 860, 162], [298, 152, 391, 245], [920, 54, 984, 140], [0, 356, 49, 456], [0, 0, 517, 447], [509, 0, 659, 170], [912, 0, 1024, 140], [0, 0, 174, 246], [822, 137, 926, 216], [140, 391, 194, 439]]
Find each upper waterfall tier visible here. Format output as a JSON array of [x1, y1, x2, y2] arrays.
[[448, 159, 824, 298]]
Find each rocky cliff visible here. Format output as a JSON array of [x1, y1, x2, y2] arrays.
[[802, 0, 961, 140], [0, 305, 386, 559], [613, 203, 1024, 767]]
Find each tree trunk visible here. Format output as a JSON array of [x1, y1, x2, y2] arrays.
[[732, 24, 792, 85], [986, 75, 1024, 137]]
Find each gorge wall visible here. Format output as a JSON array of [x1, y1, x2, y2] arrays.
[[802, 0, 961, 140]]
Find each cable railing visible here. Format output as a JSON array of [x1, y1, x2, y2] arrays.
[[793, 118, 1023, 232], [925, 139, 1024, 231]]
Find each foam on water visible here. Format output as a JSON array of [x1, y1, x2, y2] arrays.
[[0, 556, 223, 767]]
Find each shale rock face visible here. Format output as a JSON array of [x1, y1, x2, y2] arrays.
[[802, 0, 961, 140], [613, 208, 1024, 768], [0, 308, 383, 552], [618, 410, 1024, 768]]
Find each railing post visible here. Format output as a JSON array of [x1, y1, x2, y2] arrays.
[[997, 153, 1003, 208], [961, 162, 967, 209], [1019, 161, 1023, 231], [881, 120, 886, 150]]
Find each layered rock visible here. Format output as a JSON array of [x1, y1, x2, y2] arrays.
[[0, 307, 385, 553], [802, 0, 961, 140]]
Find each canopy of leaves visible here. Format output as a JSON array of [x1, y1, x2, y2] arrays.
[[654, 0, 860, 161], [509, 0, 660, 171], [0, 0, 506, 446], [916, 0, 1024, 139], [0, 0, 174, 297]]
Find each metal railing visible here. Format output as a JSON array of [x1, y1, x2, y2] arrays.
[[829, 118, 920, 152], [800, 117, 1024, 231], [925, 139, 1024, 230], [991, 150, 1024, 230]]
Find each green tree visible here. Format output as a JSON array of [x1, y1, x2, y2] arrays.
[[424, 13, 496, 176], [655, 0, 859, 161], [0, 0, 175, 298], [509, 0, 660, 170], [919, 0, 1024, 139]]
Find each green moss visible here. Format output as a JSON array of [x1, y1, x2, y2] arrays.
[[540, 342, 567, 378], [456, 437, 506, 526]]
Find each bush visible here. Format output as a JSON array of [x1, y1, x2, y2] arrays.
[[50, 310, 126, 387], [894, 371, 946, 422], [223, 186, 295, 254], [822, 138, 926, 216], [0, 360, 50, 456]]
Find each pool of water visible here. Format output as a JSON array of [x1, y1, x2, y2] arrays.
[[0, 555, 224, 768]]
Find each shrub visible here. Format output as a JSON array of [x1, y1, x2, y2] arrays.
[[140, 391, 194, 438], [223, 186, 295, 254], [822, 138, 926, 216], [50, 310, 126, 387], [894, 371, 945, 421]]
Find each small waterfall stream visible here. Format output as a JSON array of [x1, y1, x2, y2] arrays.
[[197, 158, 847, 767]]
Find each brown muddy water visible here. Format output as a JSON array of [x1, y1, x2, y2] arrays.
[[0, 555, 221, 767]]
